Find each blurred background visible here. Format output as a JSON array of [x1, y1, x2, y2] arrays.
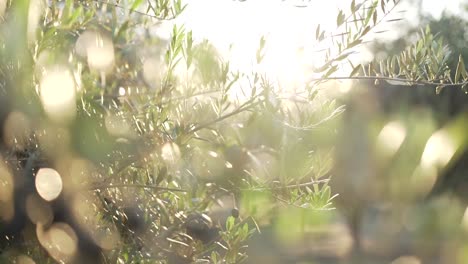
[[1, 0, 468, 263]]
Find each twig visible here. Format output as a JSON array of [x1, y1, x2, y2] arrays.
[[90, 183, 187, 192], [190, 100, 260, 133], [91, 0, 178, 20], [308, 75, 468, 87], [245, 178, 330, 192]]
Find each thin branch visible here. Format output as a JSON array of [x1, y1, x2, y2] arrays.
[[90, 183, 187, 192], [189, 99, 260, 133], [91, 0, 178, 20], [308, 75, 468, 87], [245, 178, 330, 192]]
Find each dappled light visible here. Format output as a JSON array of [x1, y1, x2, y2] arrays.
[[3, 111, 31, 150], [105, 113, 133, 137], [27, 0, 44, 43], [76, 30, 115, 72], [70, 193, 121, 250], [377, 120, 407, 157], [15, 255, 35, 264], [421, 129, 456, 169], [26, 194, 53, 226], [0, 160, 14, 222], [39, 68, 77, 122], [1, 0, 468, 263], [37, 223, 78, 262], [35, 168, 63, 202], [161, 142, 182, 165], [410, 164, 438, 197], [0, 0, 6, 18]]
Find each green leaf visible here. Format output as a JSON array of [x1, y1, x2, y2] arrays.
[[130, 0, 145, 11], [436, 85, 444, 94], [461, 56, 467, 79], [349, 64, 361, 77], [364, 1, 378, 26], [226, 216, 235, 231], [361, 26, 371, 36], [347, 39, 362, 49], [455, 55, 463, 83], [315, 24, 321, 40], [323, 65, 338, 78], [336, 10, 345, 27]]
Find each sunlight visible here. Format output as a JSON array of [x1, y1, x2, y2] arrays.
[[0, 160, 14, 221], [421, 130, 456, 169], [178, 0, 342, 91], [36, 222, 78, 263], [0, 0, 6, 17], [35, 168, 63, 201], [3, 111, 31, 150], [15, 255, 35, 264], [70, 193, 121, 250], [377, 121, 407, 157], [161, 142, 182, 165], [410, 164, 437, 197], [76, 30, 115, 72], [46, 223, 79, 261], [105, 113, 133, 137], [143, 56, 165, 90], [39, 68, 76, 122], [28, 0, 44, 43]]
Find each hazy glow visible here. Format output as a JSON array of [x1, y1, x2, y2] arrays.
[[118, 87, 126, 96], [16, 256, 35, 264], [174, 0, 459, 92], [462, 206, 468, 231], [0, 161, 14, 221], [36, 223, 78, 263], [40, 68, 76, 122], [105, 114, 132, 137], [28, 0, 44, 43], [70, 193, 120, 249], [0, 162, 13, 202], [0, 0, 6, 17], [422, 0, 462, 19], [421, 130, 456, 169], [76, 30, 115, 72], [377, 121, 406, 157], [176, 0, 342, 89], [161, 142, 181, 164], [3, 111, 31, 149], [26, 194, 53, 225], [48, 223, 79, 256], [191, 148, 224, 178], [35, 168, 63, 201], [143, 57, 165, 89], [410, 164, 437, 197]]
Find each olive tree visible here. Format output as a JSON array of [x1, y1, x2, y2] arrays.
[[0, 0, 466, 263]]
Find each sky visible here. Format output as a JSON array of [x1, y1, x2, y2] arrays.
[[168, 0, 467, 89]]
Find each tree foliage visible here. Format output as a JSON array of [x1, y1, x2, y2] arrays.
[[0, 0, 467, 263]]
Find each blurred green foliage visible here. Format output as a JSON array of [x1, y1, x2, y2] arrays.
[[0, 1, 468, 264]]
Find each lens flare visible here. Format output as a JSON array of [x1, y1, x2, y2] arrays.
[[377, 121, 406, 157], [421, 130, 456, 169], [161, 142, 181, 165], [35, 168, 63, 201], [76, 30, 115, 72], [40, 68, 76, 122]]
